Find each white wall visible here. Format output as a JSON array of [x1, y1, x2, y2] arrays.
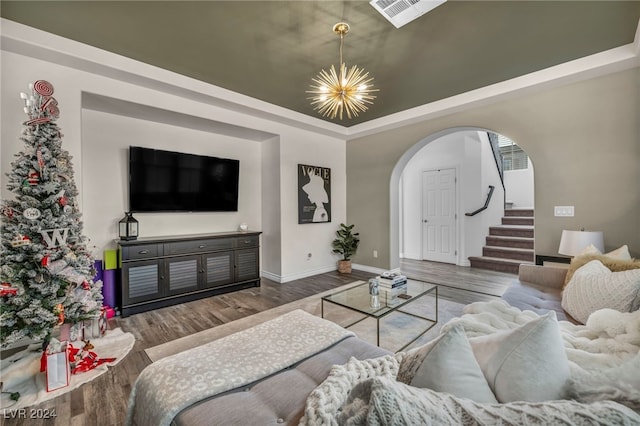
[[81, 109, 263, 251], [504, 157, 534, 208], [399, 130, 504, 266], [278, 137, 346, 281], [1, 24, 347, 283]]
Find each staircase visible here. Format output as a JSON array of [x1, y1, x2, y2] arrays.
[[469, 208, 535, 274]]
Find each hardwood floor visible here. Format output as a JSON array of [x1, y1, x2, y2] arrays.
[[0, 261, 515, 426]]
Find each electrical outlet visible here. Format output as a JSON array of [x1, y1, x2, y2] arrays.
[[373, 250, 378, 258], [554, 206, 574, 217], [307, 253, 312, 261]]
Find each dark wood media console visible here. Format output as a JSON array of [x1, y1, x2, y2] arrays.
[[118, 231, 261, 317]]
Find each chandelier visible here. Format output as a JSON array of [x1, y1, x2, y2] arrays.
[[307, 23, 378, 120]]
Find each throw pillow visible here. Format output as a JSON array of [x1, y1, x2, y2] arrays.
[[564, 245, 636, 287], [561, 260, 640, 324], [468, 311, 570, 403], [409, 324, 498, 403]]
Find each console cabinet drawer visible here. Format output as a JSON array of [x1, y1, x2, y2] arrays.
[[121, 244, 161, 260], [165, 238, 233, 255], [235, 235, 259, 248]]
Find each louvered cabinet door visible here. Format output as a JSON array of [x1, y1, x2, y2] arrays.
[[122, 259, 164, 305], [234, 248, 260, 282], [165, 255, 200, 296], [202, 252, 234, 288]]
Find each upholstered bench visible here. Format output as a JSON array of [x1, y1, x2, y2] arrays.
[[501, 264, 576, 322]]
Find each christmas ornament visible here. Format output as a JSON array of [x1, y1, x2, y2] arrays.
[[41, 97, 59, 118], [63, 205, 73, 214], [33, 80, 54, 97], [24, 117, 51, 126], [37, 150, 46, 172], [0, 283, 18, 297], [1, 206, 14, 218], [10, 234, 31, 247], [35, 273, 45, 283], [41, 255, 50, 267], [53, 304, 65, 325], [23, 207, 41, 220], [81, 280, 90, 290], [27, 169, 40, 185], [59, 196, 68, 206], [40, 228, 69, 248]]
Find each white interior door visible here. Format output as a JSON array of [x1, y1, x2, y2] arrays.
[[422, 169, 457, 263]]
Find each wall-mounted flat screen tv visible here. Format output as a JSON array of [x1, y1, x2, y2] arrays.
[[129, 146, 239, 212]]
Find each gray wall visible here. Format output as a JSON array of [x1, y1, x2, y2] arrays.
[[348, 68, 640, 269]]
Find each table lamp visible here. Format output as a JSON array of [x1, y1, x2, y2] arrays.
[[558, 229, 604, 256]]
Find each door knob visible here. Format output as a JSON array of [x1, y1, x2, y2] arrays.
[[423, 219, 428, 223]]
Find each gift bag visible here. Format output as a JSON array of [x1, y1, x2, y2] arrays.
[[45, 341, 70, 392], [84, 308, 107, 339]]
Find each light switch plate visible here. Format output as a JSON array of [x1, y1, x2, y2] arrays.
[[554, 206, 575, 217]]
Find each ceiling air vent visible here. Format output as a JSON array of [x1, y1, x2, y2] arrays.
[[370, 0, 446, 28]]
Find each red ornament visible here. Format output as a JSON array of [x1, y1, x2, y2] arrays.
[[81, 280, 90, 290], [41, 255, 50, 267], [0, 283, 18, 297], [27, 169, 40, 185], [1, 206, 14, 218], [59, 196, 68, 206]]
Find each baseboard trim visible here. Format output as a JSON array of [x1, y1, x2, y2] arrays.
[[262, 265, 339, 284], [351, 263, 397, 275]]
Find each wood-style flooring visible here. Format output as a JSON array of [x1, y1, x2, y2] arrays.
[[0, 260, 516, 426]]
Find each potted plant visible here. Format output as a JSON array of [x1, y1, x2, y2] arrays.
[[332, 223, 360, 273]]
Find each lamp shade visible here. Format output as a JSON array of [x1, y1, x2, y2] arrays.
[[558, 230, 604, 256]]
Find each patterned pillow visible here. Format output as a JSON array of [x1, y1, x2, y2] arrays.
[[563, 248, 639, 288], [561, 260, 640, 324]]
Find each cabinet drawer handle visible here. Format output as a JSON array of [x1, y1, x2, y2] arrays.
[[198, 244, 206, 249], [243, 240, 251, 244], [138, 250, 149, 255]]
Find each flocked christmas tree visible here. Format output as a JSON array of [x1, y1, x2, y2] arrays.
[[0, 80, 103, 348]]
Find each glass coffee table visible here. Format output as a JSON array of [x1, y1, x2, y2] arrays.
[[321, 279, 438, 352]]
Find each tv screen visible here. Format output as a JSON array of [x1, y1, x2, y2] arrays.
[[129, 146, 239, 212]]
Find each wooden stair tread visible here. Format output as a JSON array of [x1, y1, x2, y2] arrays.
[[469, 256, 534, 264], [483, 246, 534, 253]]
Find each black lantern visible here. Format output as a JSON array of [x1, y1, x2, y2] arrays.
[[118, 212, 139, 241]]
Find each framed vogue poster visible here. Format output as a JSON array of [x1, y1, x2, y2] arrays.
[[298, 164, 331, 224]]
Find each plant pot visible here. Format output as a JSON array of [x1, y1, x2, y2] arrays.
[[337, 260, 352, 274]]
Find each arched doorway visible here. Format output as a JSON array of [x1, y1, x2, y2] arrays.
[[390, 127, 534, 271]]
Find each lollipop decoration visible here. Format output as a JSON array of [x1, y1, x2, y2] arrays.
[[33, 80, 54, 97], [21, 80, 60, 126]]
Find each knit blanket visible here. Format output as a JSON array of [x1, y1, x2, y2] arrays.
[[444, 300, 640, 410], [300, 301, 640, 425], [338, 377, 640, 425], [125, 309, 354, 426]]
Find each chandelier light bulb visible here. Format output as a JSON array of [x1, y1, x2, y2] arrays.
[[307, 22, 378, 120]]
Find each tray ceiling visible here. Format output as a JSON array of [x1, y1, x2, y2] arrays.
[[2, 1, 639, 126]]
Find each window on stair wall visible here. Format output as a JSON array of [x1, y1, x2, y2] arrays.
[[498, 135, 528, 171], [495, 134, 534, 209]]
